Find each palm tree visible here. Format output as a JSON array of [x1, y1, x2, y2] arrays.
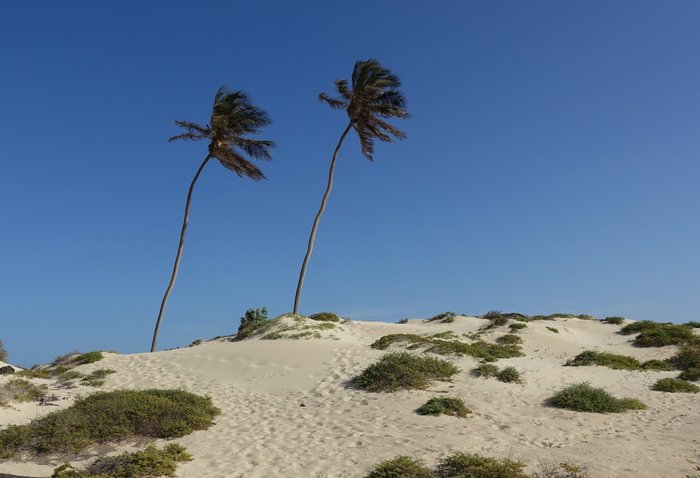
[[151, 86, 275, 352], [293, 59, 409, 314]]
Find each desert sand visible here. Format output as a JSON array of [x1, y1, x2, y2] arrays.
[[1, 315, 698, 477]]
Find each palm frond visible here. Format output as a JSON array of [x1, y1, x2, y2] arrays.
[[173, 120, 210, 136], [319, 92, 347, 109], [213, 147, 266, 181], [235, 138, 275, 160], [169, 132, 207, 143]]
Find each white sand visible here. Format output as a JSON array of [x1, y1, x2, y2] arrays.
[[1, 316, 698, 477]]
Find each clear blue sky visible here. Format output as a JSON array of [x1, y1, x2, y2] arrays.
[[1, 1, 698, 367]]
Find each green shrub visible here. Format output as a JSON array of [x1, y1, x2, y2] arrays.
[[602, 316, 625, 325], [634, 327, 694, 347], [235, 307, 269, 340], [309, 312, 341, 322], [531, 313, 594, 321], [670, 346, 700, 370], [52, 443, 192, 478], [496, 367, 522, 384], [352, 352, 459, 392], [496, 334, 523, 345], [546, 327, 559, 333], [74, 352, 104, 365], [471, 363, 500, 378], [640, 359, 675, 371], [617, 398, 648, 410], [546, 383, 646, 413], [509, 323, 527, 332], [427, 340, 523, 362], [365, 456, 435, 478], [651, 378, 699, 393], [426, 312, 457, 323], [0, 389, 220, 457], [416, 397, 471, 418], [436, 453, 528, 478], [531, 461, 589, 478], [81, 369, 117, 387], [678, 368, 700, 381], [685, 321, 700, 328], [0, 340, 7, 362], [371, 334, 430, 350], [565, 351, 640, 370], [0, 379, 47, 404]]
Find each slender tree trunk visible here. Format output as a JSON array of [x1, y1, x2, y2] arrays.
[[151, 154, 212, 352], [293, 123, 353, 314]]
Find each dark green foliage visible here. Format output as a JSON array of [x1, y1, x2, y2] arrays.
[[566, 351, 674, 371], [74, 352, 104, 365], [634, 326, 694, 347], [235, 307, 269, 340], [602, 316, 625, 325], [416, 397, 471, 418], [0, 379, 47, 404], [0, 340, 7, 362], [352, 352, 459, 392], [309, 312, 341, 322], [678, 368, 700, 381], [546, 327, 559, 333], [0, 389, 220, 457], [619, 320, 666, 335], [509, 323, 527, 332], [426, 312, 457, 323], [436, 453, 528, 478], [640, 359, 675, 371], [531, 313, 594, 321], [685, 321, 700, 328], [670, 345, 700, 370], [52, 443, 192, 478], [397, 318, 409, 324], [365, 456, 435, 478], [427, 340, 523, 362], [471, 363, 499, 378], [485, 317, 509, 329], [496, 334, 523, 345], [371, 334, 430, 350], [496, 367, 522, 383], [546, 383, 646, 413], [651, 378, 700, 393]]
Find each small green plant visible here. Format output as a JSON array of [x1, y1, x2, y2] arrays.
[[678, 368, 700, 381], [308, 312, 341, 322], [565, 351, 640, 370], [364, 456, 435, 478], [619, 321, 697, 347], [602, 316, 625, 325], [74, 352, 104, 365], [352, 352, 459, 392], [546, 327, 559, 333], [371, 334, 431, 350], [436, 453, 528, 478], [81, 369, 117, 387], [427, 340, 523, 361], [531, 461, 589, 478], [235, 307, 269, 340], [641, 359, 675, 371], [546, 382, 646, 413], [651, 378, 699, 393], [496, 367, 522, 383], [471, 363, 499, 378], [509, 322, 527, 332], [496, 334, 523, 345], [416, 397, 471, 418], [0, 379, 47, 404], [0, 389, 220, 457], [670, 345, 700, 370], [426, 312, 457, 323], [52, 443, 192, 478]]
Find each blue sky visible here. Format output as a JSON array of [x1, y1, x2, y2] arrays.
[[1, 1, 698, 366]]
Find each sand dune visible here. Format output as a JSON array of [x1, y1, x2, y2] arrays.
[[1, 316, 698, 477]]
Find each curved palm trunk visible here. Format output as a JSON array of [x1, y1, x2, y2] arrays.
[[293, 123, 353, 314], [151, 154, 212, 352]]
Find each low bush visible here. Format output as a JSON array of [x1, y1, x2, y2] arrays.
[[81, 369, 117, 387], [640, 359, 675, 371], [51, 443, 192, 478], [531, 313, 594, 321], [416, 397, 470, 418], [496, 334, 523, 345], [685, 321, 700, 328], [364, 456, 435, 478], [235, 307, 270, 340], [619, 321, 698, 347], [564, 351, 669, 371], [436, 453, 528, 478], [670, 346, 700, 370], [371, 334, 430, 350], [678, 368, 700, 381], [0, 389, 220, 457], [371, 334, 523, 362], [352, 352, 459, 392], [531, 462, 589, 478], [651, 378, 699, 393], [0, 379, 47, 405], [471, 363, 499, 378], [496, 367, 523, 384], [602, 316, 625, 325], [509, 323, 527, 332], [546, 327, 559, 334], [546, 383, 646, 413], [426, 312, 457, 324], [309, 312, 341, 322]]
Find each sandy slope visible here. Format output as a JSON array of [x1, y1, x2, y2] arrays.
[[1, 316, 699, 477]]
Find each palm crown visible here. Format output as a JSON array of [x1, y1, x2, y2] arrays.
[[170, 87, 275, 180], [319, 58, 409, 160]]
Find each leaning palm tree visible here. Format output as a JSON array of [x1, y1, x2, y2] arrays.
[[293, 59, 409, 314], [151, 86, 275, 352]]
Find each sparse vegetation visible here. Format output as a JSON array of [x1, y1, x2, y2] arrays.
[[670, 345, 700, 371], [371, 334, 430, 350], [531, 461, 589, 478], [471, 363, 499, 378], [509, 322, 527, 332], [565, 350, 674, 371], [602, 316, 625, 325], [0, 379, 47, 406], [651, 378, 699, 393], [235, 307, 270, 340], [0, 389, 220, 457], [546, 382, 647, 413], [81, 369, 117, 387], [619, 321, 698, 347], [496, 334, 523, 345], [546, 327, 559, 333], [426, 312, 457, 323], [51, 443, 192, 478], [496, 367, 523, 384], [309, 312, 341, 322], [437, 453, 528, 478], [371, 334, 523, 362], [678, 368, 700, 381], [364, 456, 435, 478], [531, 313, 594, 321], [416, 397, 470, 418], [352, 352, 459, 392]]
